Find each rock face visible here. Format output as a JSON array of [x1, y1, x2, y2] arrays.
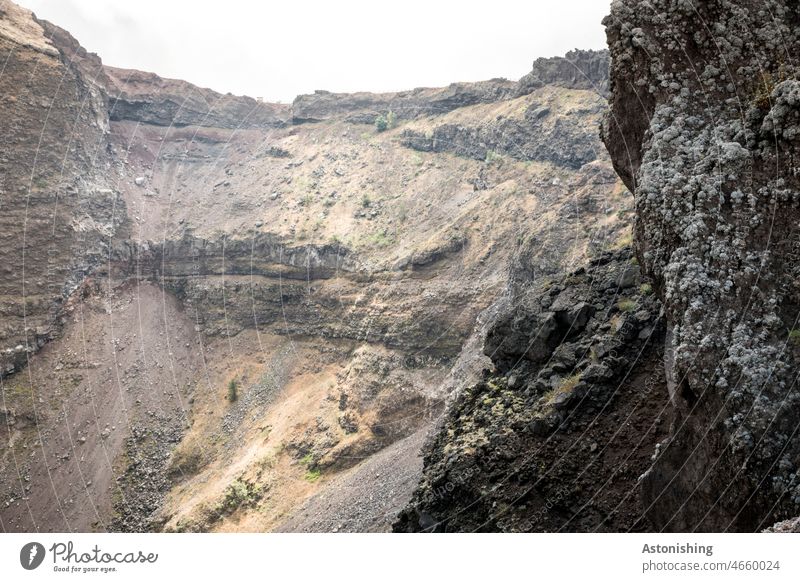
[[103, 67, 290, 129], [291, 50, 610, 127], [396, 1, 800, 534], [394, 53, 609, 169], [109, 233, 471, 356], [602, 0, 800, 530], [517, 49, 610, 97], [291, 80, 517, 124], [399, 88, 605, 169], [395, 249, 669, 532], [0, 0, 122, 378]]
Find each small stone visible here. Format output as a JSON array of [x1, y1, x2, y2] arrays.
[[617, 265, 639, 289], [529, 416, 555, 436], [582, 363, 613, 382], [552, 390, 573, 410], [530, 106, 550, 119]]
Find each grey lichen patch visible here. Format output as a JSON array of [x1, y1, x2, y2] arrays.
[[602, 0, 800, 531]]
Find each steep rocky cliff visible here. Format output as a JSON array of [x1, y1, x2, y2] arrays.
[[395, 249, 670, 532], [398, 0, 800, 533], [600, 0, 800, 532], [517, 49, 610, 97], [0, 1, 630, 533], [292, 80, 517, 124], [399, 84, 606, 169], [0, 0, 120, 379]]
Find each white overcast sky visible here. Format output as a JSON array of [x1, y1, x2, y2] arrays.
[[17, 0, 610, 103]]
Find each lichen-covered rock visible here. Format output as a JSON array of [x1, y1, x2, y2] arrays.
[[602, 0, 800, 531]]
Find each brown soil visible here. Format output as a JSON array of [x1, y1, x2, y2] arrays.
[[1, 281, 201, 532]]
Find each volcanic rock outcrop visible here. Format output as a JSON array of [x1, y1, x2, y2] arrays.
[[291, 80, 517, 124], [602, 0, 800, 532], [0, 0, 120, 378], [517, 49, 610, 97], [399, 0, 800, 533], [395, 249, 669, 532]]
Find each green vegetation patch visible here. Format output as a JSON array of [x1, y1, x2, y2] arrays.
[[216, 478, 263, 515], [304, 468, 322, 482], [227, 379, 238, 403]]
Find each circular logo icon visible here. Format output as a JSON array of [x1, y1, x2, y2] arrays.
[[20, 542, 46, 570]]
